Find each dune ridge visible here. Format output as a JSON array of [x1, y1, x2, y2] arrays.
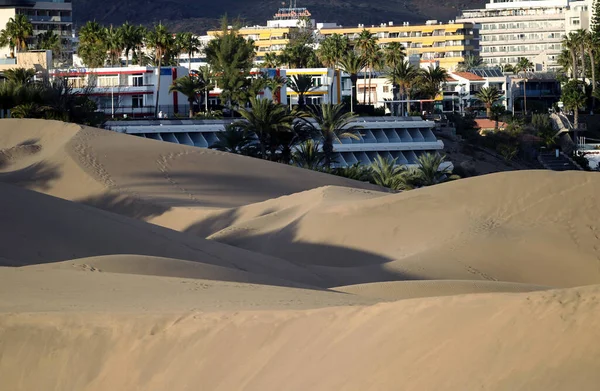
[[1, 119, 600, 390]]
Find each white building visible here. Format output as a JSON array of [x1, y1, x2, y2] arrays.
[[0, 0, 74, 62], [456, 0, 594, 70], [104, 116, 448, 169], [50, 65, 190, 118]]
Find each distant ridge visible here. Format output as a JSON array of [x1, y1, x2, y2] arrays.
[[72, 0, 488, 33]]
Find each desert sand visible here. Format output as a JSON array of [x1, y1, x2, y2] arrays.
[[0, 119, 599, 390]]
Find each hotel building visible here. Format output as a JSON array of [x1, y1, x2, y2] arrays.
[[0, 0, 74, 62], [317, 21, 478, 71], [104, 116, 448, 169], [456, 0, 594, 70]]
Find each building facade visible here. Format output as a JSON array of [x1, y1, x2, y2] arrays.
[[317, 21, 478, 71], [104, 116, 449, 169], [456, 0, 593, 70], [50, 65, 189, 118], [0, 0, 73, 63]]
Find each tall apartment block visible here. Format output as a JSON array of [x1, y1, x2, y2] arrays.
[[0, 0, 74, 61], [456, 0, 593, 70]]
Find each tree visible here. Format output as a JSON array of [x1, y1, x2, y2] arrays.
[[35, 29, 61, 61], [120, 22, 145, 67], [210, 124, 254, 154], [355, 29, 376, 104], [145, 23, 174, 117], [369, 155, 413, 190], [196, 65, 215, 112], [78, 21, 107, 68], [593, 0, 600, 36], [383, 42, 406, 69], [514, 57, 533, 75], [476, 86, 502, 118], [169, 75, 206, 118], [205, 17, 255, 114], [0, 14, 32, 57], [4, 67, 35, 85], [282, 43, 319, 68], [562, 32, 580, 80], [234, 97, 295, 159], [414, 153, 451, 186], [562, 80, 587, 142], [317, 33, 349, 68], [261, 53, 280, 68], [287, 74, 314, 109], [105, 25, 124, 66], [418, 66, 449, 100], [292, 139, 326, 169], [583, 31, 598, 109], [308, 103, 361, 167], [386, 61, 419, 115], [177, 32, 202, 72], [574, 29, 587, 83], [458, 55, 483, 71], [339, 51, 366, 111]]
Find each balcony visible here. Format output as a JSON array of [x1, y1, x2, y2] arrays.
[[29, 15, 72, 22]]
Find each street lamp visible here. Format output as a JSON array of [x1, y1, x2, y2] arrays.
[[454, 84, 466, 116], [522, 78, 528, 115]]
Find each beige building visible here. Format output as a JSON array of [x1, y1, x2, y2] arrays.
[[0, 0, 73, 61]]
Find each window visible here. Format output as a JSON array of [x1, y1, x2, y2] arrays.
[[132, 95, 143, 108], [571, 18, 580, 26], [97, 76, 119, 87], [131, 75, 144, 86], [383, 86, 390, 93]]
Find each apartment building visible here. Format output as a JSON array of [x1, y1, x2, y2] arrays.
[[456, 0, 593, 70], [317, 21, 478, 71], [50, 65, 190, 118], [0, 0, 73, 61]]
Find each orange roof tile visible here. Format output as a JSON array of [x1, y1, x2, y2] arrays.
[[452, 72, 485, 81], [446, 76, 458, 82]]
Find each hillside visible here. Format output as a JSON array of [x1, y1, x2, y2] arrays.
[[73, 0, 486, 33]]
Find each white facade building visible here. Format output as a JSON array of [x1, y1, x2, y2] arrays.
[[0, 0, 74, 63], [104, 116, 447, 169], [50, 65, 190, 118], [456, 0, 594, 70]]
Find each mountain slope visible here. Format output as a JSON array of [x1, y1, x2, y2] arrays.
[[73, 0, 486, 33]]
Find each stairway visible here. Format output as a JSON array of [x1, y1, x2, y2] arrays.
[[538, 151, 582, 171]]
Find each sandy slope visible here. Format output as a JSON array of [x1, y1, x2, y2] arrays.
[[2, 119, 600, 390], [204, 172, 600, 288], [1, 285, 598, 391]]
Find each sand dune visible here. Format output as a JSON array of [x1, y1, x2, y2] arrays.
[[1, 285, 598, 391], [1, 119, 600, 390], [204, 172, 600, 288]]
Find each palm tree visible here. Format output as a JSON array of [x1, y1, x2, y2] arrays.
[[369, 155, 412, 190], [169, 75, 206, 118], [557, 49, 572, 77], [178, 32, 202, 72], [287, 74, 314, 109], [0, 14, 33, 57], [458, 55, 483, 71], [197, 65, 214, 112], [339, 51, 366, 112], [356, 29, 376, 104], [4, 67, 36, 84], [584, 31, 598, 109], [105, 25, 124, 66], [145, 23, 174, 117], [476, 86, 502, 118], [386, 61, 419, 115], [292, 139, 326, 169], [119, 22, 144, 67], [364, 45, 382, 105], [415, 153, 451, 186], [574, 29, 587, 82], [419, 66, 449, 99], [35, 29, 61, 59], [563, 32, 580, 80], [210, 124, 254, 154], [383, 42, 406, 69], [317, 33, 349, 68], [308, 103, 361, 167], [234, 97, 295, 159], [78, 21, 107, 68], [514, 57, 533, 75], [562, 80, 587, 141], [261, 53, 280, 68]]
